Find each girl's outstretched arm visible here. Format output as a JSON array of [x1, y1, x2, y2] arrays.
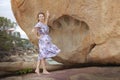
[[45, 10, 50, 25]]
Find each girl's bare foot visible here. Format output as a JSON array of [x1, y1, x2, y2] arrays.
[[35, 69, 40, 75], [43, 70, 50, 74]]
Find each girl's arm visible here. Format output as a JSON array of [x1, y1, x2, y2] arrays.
[[45, 11, 50, 25], [32, 27, 40, 39]]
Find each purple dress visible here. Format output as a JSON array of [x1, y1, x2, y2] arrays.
[[34, 22, 61, 60]]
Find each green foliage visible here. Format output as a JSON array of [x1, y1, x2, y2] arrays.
[[0, 17, 34, 52], [0, 31, 14, 51], [0, 17, 16, 31], [16, 68, 33, 74], [0, 17, 17, 31], [13, 32, 21, 38], [0, 17, 18, 51]]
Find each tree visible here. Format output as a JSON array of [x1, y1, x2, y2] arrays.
[[0, 17, 16, 31], [0, 17, 17, 51], [0, 17, 34, 54]]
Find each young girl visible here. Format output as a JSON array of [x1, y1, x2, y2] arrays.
[[33, 11, 60, 75]]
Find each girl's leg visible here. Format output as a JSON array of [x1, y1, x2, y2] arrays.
[[41, 58, 50, 74], [35, 60, 41, 75]]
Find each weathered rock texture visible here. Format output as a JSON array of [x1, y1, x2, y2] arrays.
[[1, 67, 120, 80], [11, 0, 120, 64], [0, 61, 63, 72]]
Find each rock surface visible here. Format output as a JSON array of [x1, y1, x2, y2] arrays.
[[1, 67, 120, 80], [11, 0, 120, 64], [0, 61, 63, 72]]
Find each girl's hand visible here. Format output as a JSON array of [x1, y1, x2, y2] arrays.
[[46, 10, 50, 18], [37, 36, 40, 39], [45, 10, 50, 24]]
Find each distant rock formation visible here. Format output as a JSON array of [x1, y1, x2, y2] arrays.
[[11, 0, 120, 65]]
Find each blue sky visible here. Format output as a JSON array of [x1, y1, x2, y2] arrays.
[[0, 0, 28, 39]]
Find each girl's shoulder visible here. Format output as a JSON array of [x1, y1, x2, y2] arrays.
[[34, 22, 43, 27]]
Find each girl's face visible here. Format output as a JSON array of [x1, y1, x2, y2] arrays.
[[38, 14, 45, 21]]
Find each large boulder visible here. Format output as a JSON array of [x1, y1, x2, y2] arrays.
[[11, 0, 120, 64]]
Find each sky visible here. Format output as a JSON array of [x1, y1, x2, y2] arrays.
[[0, 0, 28, 39]]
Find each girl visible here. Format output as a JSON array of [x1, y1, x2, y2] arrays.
[[33, 11, 60, 75]]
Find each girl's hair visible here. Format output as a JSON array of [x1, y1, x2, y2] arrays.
[[37, 12, 45, 22]]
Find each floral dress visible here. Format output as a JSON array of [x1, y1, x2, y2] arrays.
[[34, 22, 61, 60]]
